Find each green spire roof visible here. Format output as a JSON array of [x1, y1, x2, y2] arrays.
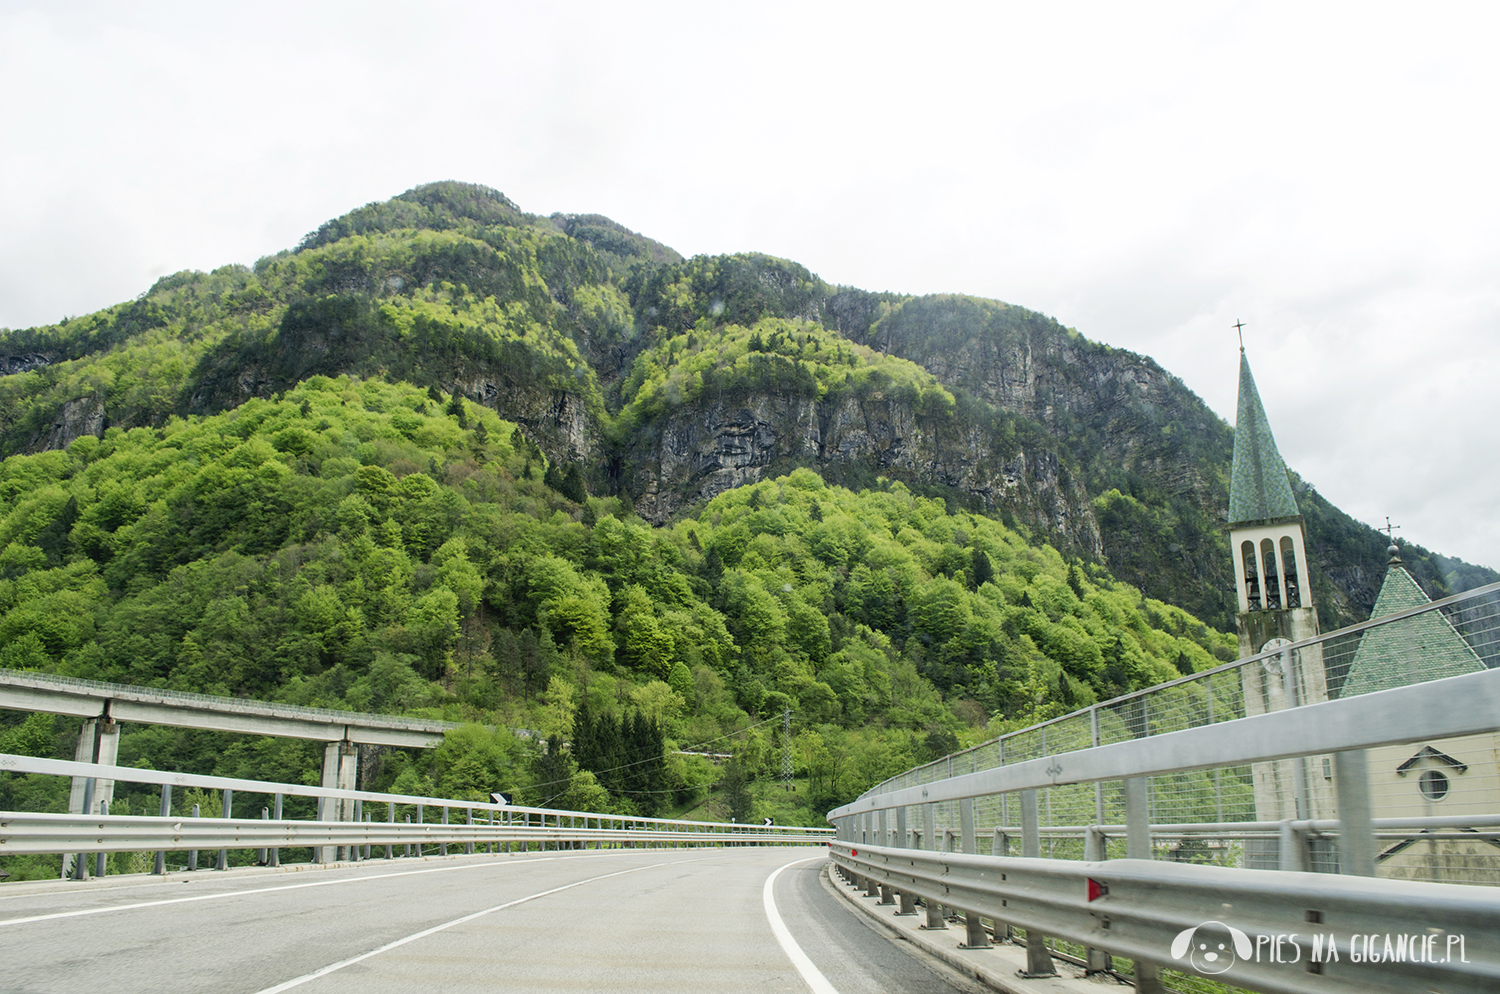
[[1229, 351, 1300, 524], [1340, 555, 1483, 697]]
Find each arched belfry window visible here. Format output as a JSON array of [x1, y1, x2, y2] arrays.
[[1242, 540, 1261, 611], [1280, 536, 1301, 609], [1260, 538, 1282, 610]]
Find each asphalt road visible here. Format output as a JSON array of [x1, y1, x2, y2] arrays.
[[0, 847, 981, 993]]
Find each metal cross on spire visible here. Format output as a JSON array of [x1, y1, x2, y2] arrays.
[[1234, 319, 1246, 352], [1381, 516, 1402, 540]]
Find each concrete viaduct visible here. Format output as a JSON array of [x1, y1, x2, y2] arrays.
[[0, 667, 460, 823]]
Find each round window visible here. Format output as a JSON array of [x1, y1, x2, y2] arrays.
[[1419, 769, 1450, 801]]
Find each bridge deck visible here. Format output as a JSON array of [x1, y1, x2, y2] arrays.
[[0, 667, 460, 747]]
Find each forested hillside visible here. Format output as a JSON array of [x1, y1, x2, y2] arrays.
[[0, 375, 1233, 875], [0, 182, 1492, 877], [0, 183, 1484, 633]]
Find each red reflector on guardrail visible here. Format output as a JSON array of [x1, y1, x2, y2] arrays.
[[1087, 878, 1109, 902], [851, 849, 858, 856]]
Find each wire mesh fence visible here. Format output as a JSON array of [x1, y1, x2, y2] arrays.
[[855, 581, 1500, 887]]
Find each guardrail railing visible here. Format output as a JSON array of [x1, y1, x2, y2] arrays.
[[849, 581, 1500, 885], [0, 753, 832, 880], [830, 841, 1500, 994], [825, 607, 1500, 992]]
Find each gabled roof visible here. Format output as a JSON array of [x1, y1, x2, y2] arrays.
[[1229, 352, 1300, 525], [1340, 555, 1484, 697], [1396, 745, 1468, 776]]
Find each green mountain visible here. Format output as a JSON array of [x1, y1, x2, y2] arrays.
[[0, 182, 1486, 630]]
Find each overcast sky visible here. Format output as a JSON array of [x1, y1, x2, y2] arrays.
[[2, 2, 1497, 573]]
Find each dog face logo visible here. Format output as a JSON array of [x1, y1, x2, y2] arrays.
[[1170, 921, 1252, 975]]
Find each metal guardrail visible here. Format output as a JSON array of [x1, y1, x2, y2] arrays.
[[830, 841, 1500, 994], [825, 591, 1500, 991], [858, 580, 1500, 804], [829, 667, 1500, 817], [0, 813, 831, 855], [0, 753, 833, 873], [838, 582, 1500, 890]]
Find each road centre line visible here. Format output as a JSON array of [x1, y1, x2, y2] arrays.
[[764, 856, 840, 994], [250, 858, 699, 994], [0, 849, 656, 928]]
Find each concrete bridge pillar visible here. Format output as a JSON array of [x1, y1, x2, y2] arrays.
[[322, 740, 358, 861], [62, 716, 120, 879], [67, 717, 120, 812]]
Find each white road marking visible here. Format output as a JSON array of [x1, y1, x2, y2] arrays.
[[764, 856, 840, 994], [250, 858, 686, 993], [0, 849, 637, 928]]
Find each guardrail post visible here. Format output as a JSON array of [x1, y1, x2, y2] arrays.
[[895, 807, 908, 849], [960, 798, 976, 854], [417, 804, 425, 856], [405, 814, 412, 857], [877, 807, 888, 847], [386, 801, 394, 860], [217, 788, 232, 871], [918, 802, 944, 927], [466, 808, 475, 855], [72, 777, 95, 880], [272, 793, 282, 867], [259, 807, 269, 865], [188, 803, 200, 870], [958, 798, 991, 949], [1124, 777, 1150, 858], [94, 800, 109, 878], [1279, 819, 1308, 872], [315, 797, 327, 863], [154, 783, 171, 875], [989, 826, 1013, 942], [1334, 749, 1375, 877], [440, 806, 449, 857], [1083, 827, 1112, 975], [1125, 778, 1164, 993], [355, 800, 365, 860], [922, 825, 953, 930], [1017, 789, 1056, 976]]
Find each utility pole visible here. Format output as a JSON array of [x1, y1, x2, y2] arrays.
[[782, 708, 793, 791]]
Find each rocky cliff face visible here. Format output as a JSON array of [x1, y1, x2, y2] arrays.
[[27, 393, 106, 452], [825, 294, 1241, 624], [458, 374, 598, 464], [627, 391, 1102, 556], [851, 297, 1231, 503], [1, 354, 53, 376]]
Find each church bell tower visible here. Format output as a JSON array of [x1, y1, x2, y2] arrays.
[[1230, 344, 1333, 838], [1229, 348, 1319, 656]]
